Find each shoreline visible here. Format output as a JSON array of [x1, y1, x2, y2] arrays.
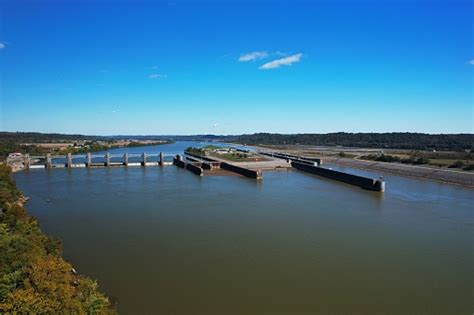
[[0, 164, 114, 313], [324, 156, 474, 188], [250, 145, 474, 188]]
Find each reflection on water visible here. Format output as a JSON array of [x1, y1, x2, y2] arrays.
[[14, 142, 473, 314]]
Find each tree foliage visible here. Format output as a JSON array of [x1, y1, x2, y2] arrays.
[[236, 132, 474, 151], [0, 164, 114, 313]]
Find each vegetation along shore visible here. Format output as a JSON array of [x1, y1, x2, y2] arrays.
[[0, 164, 115, 313]]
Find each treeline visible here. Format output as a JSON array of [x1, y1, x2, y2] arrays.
[[236, 133, 474, 151], [0, 132, 176, 160], [0, 132, 102, 144], [0, 164, 115, 313], [0, 132, 102, 161]]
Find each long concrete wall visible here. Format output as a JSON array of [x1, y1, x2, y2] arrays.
[[185, 155, 220, 170], [184, 152, 217, 162], [175, 155, 203, 176], [173, 157, 186, 168], [261, 151, 322, 166], [186, 163, 204, 176], [186, 151, 261, 178], [220, 162, 262, 179], [291, 161, 385, 192]]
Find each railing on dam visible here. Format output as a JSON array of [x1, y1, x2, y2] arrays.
[[25, 152, 174, 169]]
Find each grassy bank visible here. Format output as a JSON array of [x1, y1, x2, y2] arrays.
[[0, 164, 115, 313]]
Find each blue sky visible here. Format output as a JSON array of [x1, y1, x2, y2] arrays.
[[0, 0, 472, 135]]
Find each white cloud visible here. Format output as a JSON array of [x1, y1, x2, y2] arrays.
[[469, 59, 474, 65], [238, 51, 268, 62], [0, 42, 6, 49], [148, 73, 167, 79], [259, 53, 302, 70]]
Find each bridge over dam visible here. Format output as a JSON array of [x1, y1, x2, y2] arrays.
[[19, 150, 386, 192], [24, 152, 174, 169]]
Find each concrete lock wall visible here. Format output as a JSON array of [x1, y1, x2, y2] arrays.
[[201, 162, 218, 170], [173, 157, 186, 168], [185, 153, 221, 170], [185, 156, 200, 162], [186, 163, 204, 176], [285, 154, 321, 165], [291, 161, 385, 192], [221, 162, 262, 179], [185, 152, 217, 162], [261, 151, 322, 166]]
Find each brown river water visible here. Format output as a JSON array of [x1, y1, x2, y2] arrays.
[[14, 141, 473, 314]]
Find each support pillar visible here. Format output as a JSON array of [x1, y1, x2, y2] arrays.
[[86, 153, 92, 167], [66, 153, 73, 168], [141, 152, 147, 166], [24, 154, 30, 170], [46, 154, 52, 168], [159, 152, 164, 166], [123, 153, 129, 166], [105, 152, 110, 167]]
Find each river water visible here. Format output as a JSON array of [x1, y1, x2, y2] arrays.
[[14, 141, 473, 314]]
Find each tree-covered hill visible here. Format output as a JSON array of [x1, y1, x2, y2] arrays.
[[236, 133, 474, 151]]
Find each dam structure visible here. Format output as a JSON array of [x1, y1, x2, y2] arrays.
[[20, 148, 386, 192], [25, 152, 174, 169]]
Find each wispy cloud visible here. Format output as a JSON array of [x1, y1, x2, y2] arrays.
[[469, 59, 474, 65], [0, 42, 6, 49], [259, 53, 302, 70], [238, 51, 269, 62], [151, 65, 159, 70], [148, 73, 167, 79]]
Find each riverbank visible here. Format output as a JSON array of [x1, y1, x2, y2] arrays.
[[253, 145, 474, 188], [323, 156, 474, 187], [0, 164, 115, 313]]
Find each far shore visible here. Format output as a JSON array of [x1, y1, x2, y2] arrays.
[[248, 144, 474, 188]]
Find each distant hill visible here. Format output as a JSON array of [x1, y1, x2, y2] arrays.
[[235, 133, 474, 151]]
